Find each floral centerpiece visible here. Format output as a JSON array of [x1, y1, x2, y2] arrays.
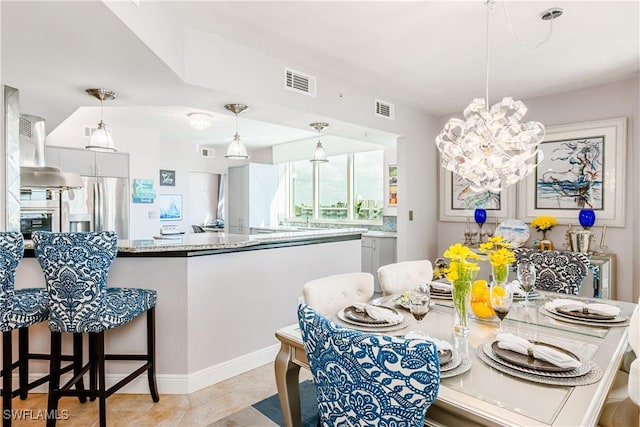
[[443, 243, 480, 336], [530, 215, 557, 240], [479, 236, 515, 284]]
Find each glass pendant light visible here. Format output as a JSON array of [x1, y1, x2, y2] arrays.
[[309, 122, 329, 163], [85, 88, 117, 152], [224, 103, 249, 160]]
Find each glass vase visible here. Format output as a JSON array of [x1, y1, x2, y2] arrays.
[[452, 279, 472, 336], [492, 264, 510, 285]]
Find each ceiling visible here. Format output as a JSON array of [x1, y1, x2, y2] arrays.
[[2, 1, 638, 152]]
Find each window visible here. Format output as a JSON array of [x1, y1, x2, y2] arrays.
[[287, 150, 384, 223]]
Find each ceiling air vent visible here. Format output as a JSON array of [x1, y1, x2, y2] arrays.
[[284, 68, 316, 97], [375, 99, 394, 120]]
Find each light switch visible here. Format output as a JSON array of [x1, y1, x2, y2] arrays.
[[148, 211, 158, 219], [409, 210, 414, 221]]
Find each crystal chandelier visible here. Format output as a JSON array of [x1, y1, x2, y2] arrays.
[[436, 0, 548, 193]]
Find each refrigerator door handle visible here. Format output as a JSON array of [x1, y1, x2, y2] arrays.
[[94, 181, 102, 231]]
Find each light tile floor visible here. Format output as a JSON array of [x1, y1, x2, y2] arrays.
[[8, 363, 311, 427]]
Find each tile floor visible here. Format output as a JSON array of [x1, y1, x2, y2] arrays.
[[7, 363, 312, 427]]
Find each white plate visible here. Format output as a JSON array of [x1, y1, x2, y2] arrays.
[[495, 219, 530, 248]]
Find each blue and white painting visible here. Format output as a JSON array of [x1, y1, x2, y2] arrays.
[[535, 136, 604, 210], [451, 173, 501, 210], [159, 194, 182, 221]]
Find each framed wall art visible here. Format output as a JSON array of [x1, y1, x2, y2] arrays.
[[439, 167, 515, 222], [519, 117, 627, 226], [159, 194, 183, 221], [388, 165, 398, 206], [159, 169, 176, 186]]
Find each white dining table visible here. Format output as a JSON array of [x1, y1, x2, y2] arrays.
[[274, 292, 638, 426]]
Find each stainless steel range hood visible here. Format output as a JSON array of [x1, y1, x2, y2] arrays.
[[19, 114, 82, 190]]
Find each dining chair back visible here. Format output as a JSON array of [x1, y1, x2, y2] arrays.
[[302, 272, 374, 317], [377, 260, 433, 296], [32, 231, 159, 427], [512, 248, 590, 295], [297, 303, 440, 426], [0, 232, 50, 427]]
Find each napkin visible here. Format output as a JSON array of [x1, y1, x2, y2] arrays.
[[496, 333, 581, 369], [352, 303, 403, 323], [429, 281, 453, 293], [404, 332, 453, 353], [506, 280, 526, 297], [545, 299, 621, 317]]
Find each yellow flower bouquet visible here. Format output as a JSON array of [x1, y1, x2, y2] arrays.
[[531, 215, 558, 239], [443, 243, 480, 335], [479, 236, 515, 284]]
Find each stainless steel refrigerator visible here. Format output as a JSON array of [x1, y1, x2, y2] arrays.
[[60, 176, 129, 239]]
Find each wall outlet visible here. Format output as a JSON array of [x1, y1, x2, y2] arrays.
[[148, 211, 158, 219]]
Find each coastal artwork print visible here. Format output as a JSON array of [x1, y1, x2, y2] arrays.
[[451, 173, 501, 210], [535, 136, 604, 210]]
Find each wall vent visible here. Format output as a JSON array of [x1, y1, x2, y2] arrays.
[[375, 99, 394, 120], [284, 68, 316, 97], [200, 147, 215, 158], [83, 125, 97, 138], [19, 116, 32, 137]]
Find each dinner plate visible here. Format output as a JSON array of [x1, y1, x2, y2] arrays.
[[343, 305, 401, 325], [546, 307, 628, 324], [438, 349, 453, 366], [336, 309, 406, 330], [440, 350, 461, 372], [555, 307, 618, 321], [491, 341, 579, 372], [482, 343, 591, 378]]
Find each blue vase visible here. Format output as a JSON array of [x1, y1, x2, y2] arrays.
[[474, 208, 487, 225], [578, 209, 596, 229]]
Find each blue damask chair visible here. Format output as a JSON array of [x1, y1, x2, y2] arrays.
[[1, 232, 50, 427], [512, 248, 590, 295], [297, 304, 440, 426], [32, 231, 159, 427]]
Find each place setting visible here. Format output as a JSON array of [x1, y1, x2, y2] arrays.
[[540, 298, 629, 327], [336, 301, 408, 332], [476, 332, 603, 386]]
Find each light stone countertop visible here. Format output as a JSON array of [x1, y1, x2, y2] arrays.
[[363, 230, 397, 238]]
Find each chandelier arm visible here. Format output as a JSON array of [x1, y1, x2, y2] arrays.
[[502, 1, 554, 51]]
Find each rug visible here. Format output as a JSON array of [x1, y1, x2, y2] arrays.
[[252, 380, 318, 427]]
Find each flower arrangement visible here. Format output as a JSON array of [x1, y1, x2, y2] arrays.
[[442, 243, 480, 335], [531, 215, 558, 238], [479, 236, 515, 284]]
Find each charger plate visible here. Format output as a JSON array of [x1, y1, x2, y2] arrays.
[[553, 307, 624, 322], [440, 351, 471, 379], [484, 343, 590, 378], [335, 310, 408, 332], [491, 341, 579, 372], [343, 305, 402, 325], [477, 345, 602, 386], [540, 307, 629, 327]]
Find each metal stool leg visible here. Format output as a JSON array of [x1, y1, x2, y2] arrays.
[[3, 331, 13, 427], [146, 308, 159, 402], [46, 332, 62, 427]]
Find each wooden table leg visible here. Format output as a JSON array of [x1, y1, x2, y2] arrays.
[[274, 342, 302, 427]]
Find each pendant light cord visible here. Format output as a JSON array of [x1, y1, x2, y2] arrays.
[[503, 1, 554, 51]]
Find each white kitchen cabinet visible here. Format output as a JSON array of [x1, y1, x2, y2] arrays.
[[362, 234, 397, 293], [46, 146, 129, 178], [227, 163, 279, 234]]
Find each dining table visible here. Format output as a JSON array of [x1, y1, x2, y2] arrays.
[[274, 290, 638, 426]]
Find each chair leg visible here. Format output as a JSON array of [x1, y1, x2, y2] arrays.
[[95, 332, 107, 427], [89, 334, 97, 402], [46, 332, 62, 427], [146, 308, 159, 402], [18, 328, 28, 400], [72, 333, 87, 403], [3, 331, 13, 427]]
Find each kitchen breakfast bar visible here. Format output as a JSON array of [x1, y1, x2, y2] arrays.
[[15, 229, 364, 394]]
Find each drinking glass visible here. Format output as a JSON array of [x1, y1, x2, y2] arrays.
[[516, 262, 536, 306], [490, 281, 513, 334], [409, 283, 431, 336]]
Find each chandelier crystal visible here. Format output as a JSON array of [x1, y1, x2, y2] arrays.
[[436, 1, 546, 193]]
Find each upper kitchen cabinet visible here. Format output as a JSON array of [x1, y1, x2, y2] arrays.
[[227, 163, 279, 234], [46, 146, 129, 178]]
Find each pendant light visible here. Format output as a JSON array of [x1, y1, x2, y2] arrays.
[[224, 103, 249, 160], [309, 122, 329, 163], [85, 88, 117, 152]]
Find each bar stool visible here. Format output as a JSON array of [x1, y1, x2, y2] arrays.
[[0, 232, 50, 427], [32, 231, 159, 427]]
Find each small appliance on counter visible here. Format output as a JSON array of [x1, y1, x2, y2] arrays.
[[154, 225, 185, 240]]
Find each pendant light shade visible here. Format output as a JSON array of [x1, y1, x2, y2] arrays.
[[309, 122, 329, 163], [85, 88, 117, 152], [224, 103, 249, 160]]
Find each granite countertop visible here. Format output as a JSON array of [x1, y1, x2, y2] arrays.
[[117, 227, 367, 253], [363, 230, 397, 238]]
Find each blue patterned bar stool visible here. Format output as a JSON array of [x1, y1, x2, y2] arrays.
[[0, 232, 50, 427], [297, 304, 440, 426], [32, 231, 159, 427]]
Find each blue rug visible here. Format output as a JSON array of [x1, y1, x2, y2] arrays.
[[252, 380, 318, 427]]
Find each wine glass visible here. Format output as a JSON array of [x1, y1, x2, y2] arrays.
[[516, 262, 536, 306], [409, 283, 431, 336], [490, 281, 513, 334]]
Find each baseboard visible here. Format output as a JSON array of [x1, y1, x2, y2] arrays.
[[13, 344, 281, 395]]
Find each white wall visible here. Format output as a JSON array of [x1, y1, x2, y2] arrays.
[[435, 76, 640, 302]]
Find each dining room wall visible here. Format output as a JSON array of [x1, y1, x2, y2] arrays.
[[435, 75, 640, 303]]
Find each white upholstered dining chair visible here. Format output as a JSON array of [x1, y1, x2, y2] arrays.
[[377, 260, 433, 296], [302, 272, 374, 317]]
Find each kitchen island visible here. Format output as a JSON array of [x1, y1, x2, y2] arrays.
[[16, 229, 364, 394]]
